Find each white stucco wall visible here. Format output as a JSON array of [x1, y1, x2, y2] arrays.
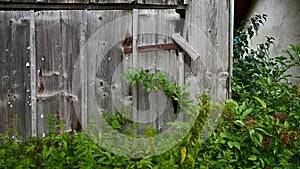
[[246, 0, 300, 84]]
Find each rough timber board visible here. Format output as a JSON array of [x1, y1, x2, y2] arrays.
[[137, 0, 178, 5], [131, 9, 180, 133], [186, 0, 230, 103], [35, 10, 86, 137], [91, 0, 178, 5], [0, 11, 32, 140]]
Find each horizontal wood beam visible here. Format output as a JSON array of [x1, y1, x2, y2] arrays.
[[0, 3, 186, 10]]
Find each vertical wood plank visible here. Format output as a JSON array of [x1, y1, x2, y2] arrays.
[[0, 11, 32, 140], [35, 10, 86, 136], [30, 11, 37, 137], [132, 9, 180, 134], [86, 10, 132, 126], [35, 11, 62, 137], [187, 0, 230, 103], [60, 10, 86, 132]]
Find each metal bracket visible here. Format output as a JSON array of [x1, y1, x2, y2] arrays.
[[123, 33, 200, 62], [124, 43, 180, 54]]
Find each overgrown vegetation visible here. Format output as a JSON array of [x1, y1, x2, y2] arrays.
[[0, 14, 299, 168]]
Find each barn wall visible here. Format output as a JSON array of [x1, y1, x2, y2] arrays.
[[0, 0, 232, 139]]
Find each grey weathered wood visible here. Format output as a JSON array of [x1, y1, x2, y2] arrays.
[[60, 10, 87, 132], [172, 33, 200, 61], [178, 52, 184, 84], [186, 0, 231, 140], [0, 11, 32, 140], [132, 9, 138, 67], [186, 0, 230, 103], [35, 11, 86, 136], [11, 0, 35, 2], [91, 0, 134, 3], [55, 0, 89, 3], [0, 0, 232, 139], [83, 10, 132, 130], [131, 9, 180, 133], [35, 11, 62, 137], [137, 0, 177, 5], [30, 11, 37, 137]]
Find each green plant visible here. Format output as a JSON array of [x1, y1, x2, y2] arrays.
[[121, 67, 192, 114]]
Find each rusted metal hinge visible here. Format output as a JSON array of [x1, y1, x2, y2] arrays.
[[124, 43, 180, 54]]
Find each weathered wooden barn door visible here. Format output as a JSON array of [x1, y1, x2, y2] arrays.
[[76, 9, 182, 135], [0, 0, 232, 140]]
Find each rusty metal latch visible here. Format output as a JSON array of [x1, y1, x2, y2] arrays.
[[124, 43, 180, 54], [123, 33, 200, 61]]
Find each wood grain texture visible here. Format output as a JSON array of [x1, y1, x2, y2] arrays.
[[91, 0, 134, 4], [186, 0, 230, 103], [137, 0, 178, 5], [131, 9, 180, 134], [172, 33, 200, 61], [35, 11, 86, 137], [0, 11, 32, 140], [0, 0, 232, 138], [86, 10, 132, 129]]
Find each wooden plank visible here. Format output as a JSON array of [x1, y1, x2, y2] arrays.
[[186, 0, 231, 103], [35, 11, 61, 137], [60, 10, 87, 132], [137, 0, 178, 5], [11, 0, 35, 2], [35, 11, 86, 136], [55, 0, 89, 3], [172, 33, 200, 61], [131, 9, 180, 134], [85, 10, 132, 129], [35, 0, 55, 3], [91, 0, 134, 3], [30, 11, 37, 137], [0, 11, 32, 140]]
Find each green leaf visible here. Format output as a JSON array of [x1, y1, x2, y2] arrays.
[[232, 142, 241, 150], [227, 141, 234, 148], [242, 108, 253, 118], [253, 96, 266, 109], [227, 141, 241, 150], [25, 145, 35, 154], [220, 129, 233, 139], [248, 155, 257, 161]]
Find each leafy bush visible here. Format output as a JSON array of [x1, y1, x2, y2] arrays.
[[0, 14, 299, 169]]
